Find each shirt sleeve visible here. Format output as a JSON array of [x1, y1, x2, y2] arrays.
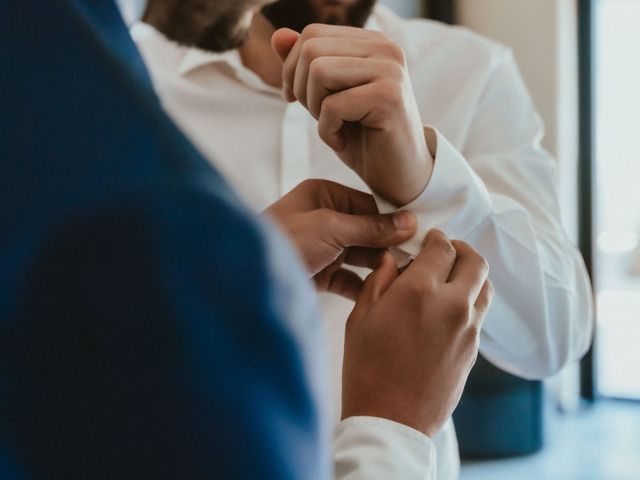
[[375, 49, 594, 380], [334, 417, 436, 479]]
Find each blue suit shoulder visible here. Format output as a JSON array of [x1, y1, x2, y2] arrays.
[[2, 184, 325, 479], [0, 1, 326, 478]]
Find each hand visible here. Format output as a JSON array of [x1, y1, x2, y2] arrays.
[[272, 25, 433, 206], [341, 230, 493, 437], [264, 179, 417, 300]]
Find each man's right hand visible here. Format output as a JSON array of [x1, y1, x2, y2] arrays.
[[264, 179, 417, 301], [341, 230, 494, 438]]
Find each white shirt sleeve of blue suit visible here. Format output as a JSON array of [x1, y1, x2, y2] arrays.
[[334, 417, 437, 480]]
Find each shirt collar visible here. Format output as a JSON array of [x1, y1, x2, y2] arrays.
[[177, 47, 241, 76], [178, 47, 282, 95]]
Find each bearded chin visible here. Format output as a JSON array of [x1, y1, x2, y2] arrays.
[[195, 12, 252, 52], [262, 0, 377, 32]]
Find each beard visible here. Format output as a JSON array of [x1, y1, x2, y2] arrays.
[[261, 0, 377, 32], [195, 6, 252, 52], [144, 0, 260, 53]]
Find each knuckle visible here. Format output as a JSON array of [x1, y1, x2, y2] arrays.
[[378, 80, 403, 105], [403, 283, 430, 313], [372, 30, 390, 42], [473, 252, 490, 278], [477, 280, 495, 311], [382, 41, 406, 65], [370, 216, 390, 238], [479, 255, 490, 274], [428, 233, 456, 259], [309, 57, 328, 80], [449, 298, 472, 324], [302, 23, 323, 39], [463, 326, 481, 351], [320, 94, 339, 116], [410, 277, 437, 299], [467, 320, 481, 340], [315, 207, 335, 225], [486, 280, 495, 299], [301, 40, 320, 62], [385, 61, 405, 81]]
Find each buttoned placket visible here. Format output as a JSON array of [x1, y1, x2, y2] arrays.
[[202, 51, 313, 198], [279, 102, 312, 196]]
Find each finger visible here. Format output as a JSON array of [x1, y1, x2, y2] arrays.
[[344, 246, 385, 269], [299, 23, 385, 40], [317, 82, 392, 152], [325, 268, 364, 302], [474, 279, 494, 315], [355, 251, 398, 310], [447, 240, 490, 302], [404, 229, 457, 283], [272, 28, 300, 63], [309, 179, 379, 215], [329, 210, 417, 249], [272, 28, 301, 101], [282, 25, 383, 103], [293, 40, 389, 110], [307, 57, 396, 118]]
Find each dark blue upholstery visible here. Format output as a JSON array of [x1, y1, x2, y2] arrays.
[[454, 355, 544, 459], [0, 1, 326, 478]]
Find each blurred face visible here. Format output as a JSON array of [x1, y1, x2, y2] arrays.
[[262, 0, 377, 32], [144, 0, 272, 52]]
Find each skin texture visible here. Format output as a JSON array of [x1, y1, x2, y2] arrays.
[[342, 232, 494, 437], [272, 25, 434, 206], [264, 179, 417, 300]]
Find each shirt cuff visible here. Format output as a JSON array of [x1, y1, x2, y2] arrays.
[[333, 416, 437, 479], [374, 127, 494, 258]]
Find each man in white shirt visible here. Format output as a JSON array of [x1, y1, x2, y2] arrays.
[[131, 0, 595, 477], [109, 1, 500, 479]]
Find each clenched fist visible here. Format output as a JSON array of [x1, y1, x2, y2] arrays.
[[272, 25, 433, 206]]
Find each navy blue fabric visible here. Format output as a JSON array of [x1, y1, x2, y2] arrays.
[[0, 1, 323, 478]]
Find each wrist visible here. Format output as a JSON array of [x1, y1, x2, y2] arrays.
[[372, 150, 433, 206], [341, 396, 441, 438]]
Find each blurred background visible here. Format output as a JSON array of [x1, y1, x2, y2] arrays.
[[377, 0, 640, 478]]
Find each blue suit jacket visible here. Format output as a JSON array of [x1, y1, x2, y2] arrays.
[[0, 1, 326, 478]]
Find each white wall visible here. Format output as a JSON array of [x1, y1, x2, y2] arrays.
[[457, 0, 580, 241], [457, 0, 582, 410]]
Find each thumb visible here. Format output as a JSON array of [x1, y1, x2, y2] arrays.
[[271, 28, 300, 63], [357, 252, 399, 309], [331, 210, 417, 249], [348, 251, 398, 324]]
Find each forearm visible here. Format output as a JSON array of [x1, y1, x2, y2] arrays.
[[374, 129, 594, 378]]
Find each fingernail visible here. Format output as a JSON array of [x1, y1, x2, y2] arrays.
[[393, 211, 415, 230]]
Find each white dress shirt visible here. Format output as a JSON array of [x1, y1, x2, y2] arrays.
[[132, 5, 594, 478]]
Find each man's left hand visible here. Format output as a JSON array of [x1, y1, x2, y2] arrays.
[[272, 25, 433, 206]]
